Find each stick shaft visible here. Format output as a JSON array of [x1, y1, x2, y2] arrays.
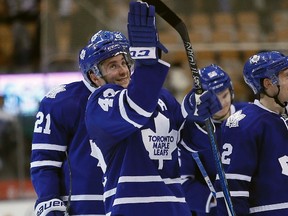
[[142, 0, 236, 215]]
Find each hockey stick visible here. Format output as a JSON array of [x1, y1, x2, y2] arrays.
[[141, 0, 236, 215], [192, 152, 216, 198]]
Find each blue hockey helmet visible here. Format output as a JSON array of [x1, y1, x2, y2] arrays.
[[199, 64, 233, 95], [243, 51, 288, 94], [79, 30, 132, 86]]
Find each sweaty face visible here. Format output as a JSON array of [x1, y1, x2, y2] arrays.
[[213, 88, 232, 121], [99, 54, 131, 88]]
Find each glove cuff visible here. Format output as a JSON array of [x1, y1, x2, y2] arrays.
[[35, 198, 66, 216], [129, 47, 157, 59]]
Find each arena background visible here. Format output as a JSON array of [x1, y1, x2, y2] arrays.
[[0, 0, 287, 214]]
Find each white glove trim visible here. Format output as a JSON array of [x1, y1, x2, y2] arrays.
[[129, 47, 156, 59], [35, 198, 66, 216]]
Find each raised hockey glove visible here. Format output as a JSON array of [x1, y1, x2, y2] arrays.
[[187, 90, 222, 122], [35, 198, 67, 216], [127, 1, 168, 65]]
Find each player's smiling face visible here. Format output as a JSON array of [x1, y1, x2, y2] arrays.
[[100, 54, 131, 88]]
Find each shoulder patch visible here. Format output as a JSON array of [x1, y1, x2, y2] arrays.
[[225, 110, 246, 128], [45, 84, 66, 98]]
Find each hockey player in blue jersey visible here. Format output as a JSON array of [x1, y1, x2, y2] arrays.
[[30, 30, 130, 216], [215, 51, 288, 215], [180, 64, 247, 216], [83, 1, 221, 216]]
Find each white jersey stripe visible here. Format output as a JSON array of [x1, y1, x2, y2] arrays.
[[104, 176, 182, 200], [32, 143, 67, 151], [30, 160, 62, 168], [113, 196, 186, 206], [118, 176, 181, 184], [103, 188, 117, 200], [119, 90, 143, 128], [250, 202, 288, 213], [118, 175, 162, 183], [61, 194, 103, 201], [216, 173, 251, 182], [126, 90, 153, 117], [216, 190, 249, 198]]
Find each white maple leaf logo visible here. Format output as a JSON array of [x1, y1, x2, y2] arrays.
[[225, 110, 246, 128], [250, 54, 260, 64], [141, 112, 178, 169], [45, 84, 66, 98]]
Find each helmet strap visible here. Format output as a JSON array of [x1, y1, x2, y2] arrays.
[[274, 85, 287, 108], [264, 84, 287, 108]]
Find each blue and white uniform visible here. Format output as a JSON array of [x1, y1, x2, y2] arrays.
[[85, 61, 191, 216], [215, 100, 288, 215], [179, 63, 246, 215], [30, 80, 105, 216], [180, 102, 246, 216]]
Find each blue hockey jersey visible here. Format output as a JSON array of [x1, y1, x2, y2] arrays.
[[180, 103, 247, 215], [85, 61, 191, 216], [215, 100, 288, 215], [30, 81, 105, 215]]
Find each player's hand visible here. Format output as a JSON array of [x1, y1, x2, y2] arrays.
[[127, 1, 168, 65], [187, 90, 222, 122], [35, 198, 67, 216]]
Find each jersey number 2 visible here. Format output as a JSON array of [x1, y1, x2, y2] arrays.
[[279, 155, 288, 176]]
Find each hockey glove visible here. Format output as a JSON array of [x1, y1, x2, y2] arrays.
[[127, 1, 168, 65], [35, 198, 67, 216], [187, 90, 222, 122]]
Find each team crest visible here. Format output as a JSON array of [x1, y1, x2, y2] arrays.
[[250, 54, 260, 64], [207, 70, 217, 78], [141, 112, 178, 170], [79, 49, 86, 60], [225, 110, 246, 128], [45, 84, 66, 98]]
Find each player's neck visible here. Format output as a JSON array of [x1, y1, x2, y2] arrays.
[[260, 97, 285, 114]]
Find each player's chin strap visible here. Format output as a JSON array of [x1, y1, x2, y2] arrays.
[[264, 85, 287, 108]]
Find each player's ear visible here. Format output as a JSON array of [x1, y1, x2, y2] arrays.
[[263, 78, 273, 89], [89, 71, 103, 87]]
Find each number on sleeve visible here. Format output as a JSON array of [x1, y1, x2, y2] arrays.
[[98, 88, 116, 111], [98, 98, 113, 111], [33, 112, 51, 134]]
